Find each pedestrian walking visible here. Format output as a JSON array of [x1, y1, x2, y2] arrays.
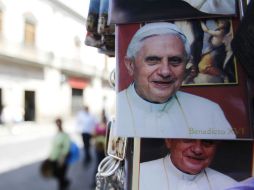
[[76, 106, 97, 166], [48, 118, 71, 190], [91, 111, 108, 187]]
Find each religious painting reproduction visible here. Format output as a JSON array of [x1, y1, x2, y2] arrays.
[[107, 121, 127, 160], [138, 139, 253, 190], [109, 0, 237, 24], [174, 19, 238, 85]]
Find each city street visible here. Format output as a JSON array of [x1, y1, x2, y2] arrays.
[[0, 120, 98, 190]]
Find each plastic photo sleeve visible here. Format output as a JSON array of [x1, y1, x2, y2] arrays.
[[85, 0, 102, 48], [107, 120, 127, 161], [109, 0, 237, 24], [231, 0, 254, 80], [115, 21, 252, 139], [97, 0, 115, 56]]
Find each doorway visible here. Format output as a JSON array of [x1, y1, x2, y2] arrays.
[[71, 88, 83, 115], [24, 90, 35, 121]]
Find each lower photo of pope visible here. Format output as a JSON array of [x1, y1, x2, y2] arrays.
[[138, 138, 253, 190]]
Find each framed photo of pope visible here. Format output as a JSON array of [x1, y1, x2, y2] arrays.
[[115, 21, 252, 139]]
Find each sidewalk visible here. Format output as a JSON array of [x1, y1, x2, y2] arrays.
[[0, 118, 80, 146], [0, 118, 83, 173], [0, 118, 97, 190]]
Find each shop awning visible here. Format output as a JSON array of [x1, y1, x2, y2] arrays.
[[68, 77, 89, 89]]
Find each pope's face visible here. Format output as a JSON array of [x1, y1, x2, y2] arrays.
[[165, 139, 217, 175], [125, 35, 186, 103]]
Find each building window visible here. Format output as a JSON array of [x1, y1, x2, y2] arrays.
[[24, 20, 36, 45]]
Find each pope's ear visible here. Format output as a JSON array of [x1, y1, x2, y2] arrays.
[[124, 57, 135, 76], [165, 139, 172, 149]]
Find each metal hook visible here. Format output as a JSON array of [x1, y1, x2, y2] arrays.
[[97, 156, 121, 177], [109, 69, 115, 89]]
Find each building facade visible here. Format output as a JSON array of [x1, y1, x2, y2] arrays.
[[0, 0, 115, 123]]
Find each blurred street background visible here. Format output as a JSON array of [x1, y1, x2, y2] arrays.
[[0, 0, 115, 189], [0, 118, 98, 190]]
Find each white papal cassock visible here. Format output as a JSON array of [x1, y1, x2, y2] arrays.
[[139, 155, 236, 190], [115, 83, 236, 139]]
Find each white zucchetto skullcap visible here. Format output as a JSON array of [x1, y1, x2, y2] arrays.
[[126, 22, 190, 59]]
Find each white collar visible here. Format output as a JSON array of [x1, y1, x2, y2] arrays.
[[165, 154, 205, 181], [127, 83, 176, 113]]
